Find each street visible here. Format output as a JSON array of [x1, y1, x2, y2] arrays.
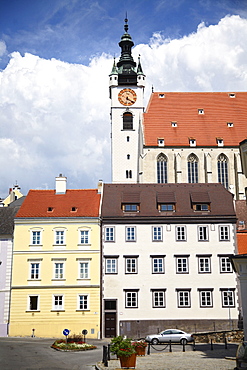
[[0, 337, 109, 370]]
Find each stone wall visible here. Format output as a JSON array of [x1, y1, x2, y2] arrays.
[[120, 319, 239, 339], [193, 330, 244, 343]]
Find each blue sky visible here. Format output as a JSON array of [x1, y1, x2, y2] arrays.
[[0, 0, 247, 196], [1, 0, 246, 69]]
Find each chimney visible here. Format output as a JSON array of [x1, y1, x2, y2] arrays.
[[55, 174, 67, 194], [98, 180, 103, 194]]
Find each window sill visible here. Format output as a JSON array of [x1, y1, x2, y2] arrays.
[[51, 310, 65, 312], [52, 279, 66, 281], [76, 309, 90, 312], [28, 279, 41, 281], [26, 310, 40, 313]]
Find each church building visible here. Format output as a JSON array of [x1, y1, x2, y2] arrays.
[[109, 19, 247, 200]]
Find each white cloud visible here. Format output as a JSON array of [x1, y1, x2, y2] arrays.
[[0, 15, 247, 196]]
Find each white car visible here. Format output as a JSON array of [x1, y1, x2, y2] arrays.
[[145, 329, 194, 345]]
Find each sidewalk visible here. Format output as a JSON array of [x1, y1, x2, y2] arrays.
[[95, 343, 240, 370]]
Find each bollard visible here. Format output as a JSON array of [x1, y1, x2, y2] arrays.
[[103, 345, 108, 367], [147, 342, 151, 355], [107, 343, 111, 360], [225, 337, 227, 349], [31, 328, 35, 337], [211, 339, 213, 351], [169, 340, 172, 352], [193, 340, 196, 351], [182, 341, 185, 352]]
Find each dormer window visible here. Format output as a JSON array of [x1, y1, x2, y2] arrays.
[[189, 138, 196, 147], [194, 203, 210, 211], [159, 94, 165, 98], [47, 207, 54, 212], [198, 109, 204, 115], [158, 138, 164, 147], [229, 93, 235, 98], [227, 122, 233, 127], [190, 191, 210, 212], [71, 207, 77, 212], [158, 203, 175, 212], [171, 122, 177, 127], [122, 204, 139, 212], [217, 138, 224, 147]]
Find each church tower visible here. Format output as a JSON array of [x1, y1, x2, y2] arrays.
[[109, 17, 145, 183]]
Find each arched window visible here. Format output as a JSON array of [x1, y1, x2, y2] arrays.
[[217, 154, 229, 189], [126, 170, 132, 179], [188, 154, 198, 183], [157, 154, 168, 183], [123, 112, 133, 130]]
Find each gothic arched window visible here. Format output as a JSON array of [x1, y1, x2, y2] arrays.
[[217, 154, 229, 189], [188, 154, 198, 183], [123, 112, 133, 130], [157, 154, 168, 183]]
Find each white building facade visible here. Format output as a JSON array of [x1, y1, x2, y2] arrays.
[[101, 183, 238, 338]]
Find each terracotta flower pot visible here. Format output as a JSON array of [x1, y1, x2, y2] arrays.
[[119, 353, 136, 368], [135, 346, 146, 356]]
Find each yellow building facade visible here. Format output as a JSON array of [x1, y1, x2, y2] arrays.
[[9, 176, 101, 338]]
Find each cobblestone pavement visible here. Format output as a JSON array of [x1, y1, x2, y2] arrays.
[[95, 343, 243, 370]]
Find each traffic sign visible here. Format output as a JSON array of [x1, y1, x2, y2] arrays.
[[63, 329, 70, 336]]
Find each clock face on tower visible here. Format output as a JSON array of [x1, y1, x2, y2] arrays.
[[118, 88, 137, 106]]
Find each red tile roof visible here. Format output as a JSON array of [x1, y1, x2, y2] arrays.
[[16, 189, 100, 218], [237, 232, 247, 254], [143, 92, 247, 147]]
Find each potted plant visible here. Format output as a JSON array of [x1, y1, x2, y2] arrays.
[[132, 340, 147, 356], [110, 336, 136, 368]]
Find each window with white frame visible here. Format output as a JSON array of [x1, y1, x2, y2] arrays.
[[105, 227, 115, 242], [152, 256, 165, 273], [125, 256, 138, 274], [219, 256, 232, 273], [53, 295, 64, 310], [221, 289, 235, 307], [176, 256, 189, 273], [217, 154, 229, 189], [198, 226, 208, 241], [219, 226, 230, 241], [197, 255, 211, 273], [79, 261, 89, 279], [126, 226, 136, 241], [152, 226, 163, 241], [176, 226, 186, 241], [105, 257, 118, 274], [157, 153, 168, 183], [78, 295, 89, 310], [80, 230, 89, 244], [31, 230, 41, 245], [199, 289, 213, 307], [188, 153, 198, 183], [125, 290, 138, 308], [30, 261, 40, 279], [54, 262, 64, 279], [28, 295, 39, 311], [55, 230, 65, 244], [177, 290, 191, 307], [152, 290, 166, 308]]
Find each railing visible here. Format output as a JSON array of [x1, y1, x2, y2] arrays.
[[147, 340, 196, 354]]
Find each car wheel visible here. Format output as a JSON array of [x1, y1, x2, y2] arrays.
[[151, 338, 159, 345], [180, 338, 187, 345]]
